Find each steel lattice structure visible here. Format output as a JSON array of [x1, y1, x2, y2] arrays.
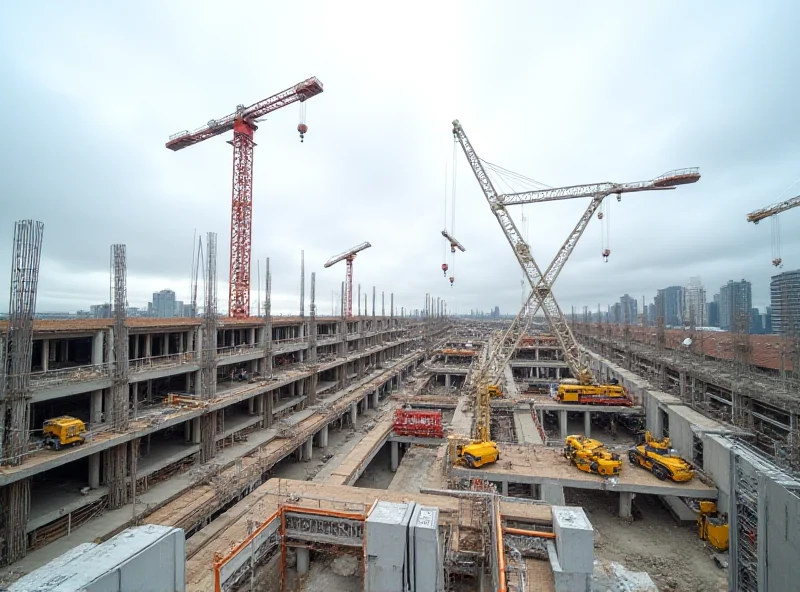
[[452, 119, 700, 384], [167, 77, 324, 317], [324, 242, 371, 317]]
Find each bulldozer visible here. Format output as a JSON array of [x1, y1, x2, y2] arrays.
[[628, 431, 695, 482], [43, 416, 87, 451], [564, 435, 622, 476], [450, 436, 500, 468], [696, 501, 729, 551]]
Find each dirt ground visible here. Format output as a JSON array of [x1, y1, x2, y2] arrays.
[[565, 489, 728, 592]]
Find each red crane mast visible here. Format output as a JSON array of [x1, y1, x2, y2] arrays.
[[166, 77, 324, 317], [324, 242, 372, 317]]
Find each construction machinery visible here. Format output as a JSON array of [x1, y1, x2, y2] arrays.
[[166, 77, 324, 317], [42, 416, 87, 451], [695, 501, 729, 551], [628, 431, 695, 482], [556, 383, 633, 406], [452, 119, 699, 390], [564, 435, 623, 476], [324, 242, 371, 317], [746, 193, 800, 267]]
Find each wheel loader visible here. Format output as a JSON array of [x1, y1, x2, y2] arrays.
[[42, 416, 87, 451], [564, 435, 622, 476], [628, 431, 695, 482]]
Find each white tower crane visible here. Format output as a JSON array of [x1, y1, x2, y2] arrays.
[[747, 194, 800, 267]]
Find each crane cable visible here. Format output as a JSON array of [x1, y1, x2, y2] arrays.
[[451, 138, 458, 281], [769, 174, 800, 267]]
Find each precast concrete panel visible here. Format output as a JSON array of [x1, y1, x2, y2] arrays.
[[9, 524, 185, 592], [552, 506, 594, 576], [366, 501, 416, 592], [408, 504, 443, 591], [702, 434, 734, 511], [764, 477, 800, 592]]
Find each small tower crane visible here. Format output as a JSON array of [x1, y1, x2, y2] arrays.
[[747, 194, 800, 267], [324, 242, 372, 317], [166, 77, 324, 318]]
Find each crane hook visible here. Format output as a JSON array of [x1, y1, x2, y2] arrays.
[[297, 123, 308, 143]]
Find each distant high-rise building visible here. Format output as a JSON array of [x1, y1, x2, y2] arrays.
[[683, 277, 706, 327], [493, 306, 500, 319], [765, 306, 772, 334], [647, 302, 656, 326], [619, 294, 637, 324], [770, 269, 800, 336], [89, 303, 111, 318], [750, 308, 763, 334], [609, 302, 621, 324], [719, 279, 752, 331], [656, 286, 683, 326], [707, 300, 719, 327], [150, 289, 177, 318]]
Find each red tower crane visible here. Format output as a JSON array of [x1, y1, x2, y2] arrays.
[[166, 77, 324, 317], [324, 242, 372, 317]]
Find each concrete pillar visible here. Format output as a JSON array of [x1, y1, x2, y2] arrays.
[[249, 327, 256, 345], [541, 483, 565, 505], [265, 393, 273, 428], [584, 411, 591, 437], [103, 390, 112, 422], [41, 339, 49, 371], [144, 333, 152, 357], [92, 331, 104, 366], [296, 547, 310, 576], [297, 379, 305, 398], [185, 420, 192, 443], [679, 371, 687, 400], [248, 396, 255, 415], [390, 441, 399, 472], [192, 417, 201, 444], [619, 491, 634, 520], [559, 410, 568, 439], [371, 389, 379, 409], [90, 390, 103, 425], [185, 372, 191, 392], [88, 453, 100, 489], [350, 402, 357, 428], [445, 374, 450, 388], [304, 436, 313, 461], [501, 481, 509, 497], [318, 424, 329, 448]]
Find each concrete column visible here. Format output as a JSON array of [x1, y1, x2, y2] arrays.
[[92, 331, 104, 366], [90, 390, 103, 425], [248, 396, 255, 415], [265, 393, 273, 428], [501, 481, 509, 497], [249, 327, 256, 345], [193, 370, 202, 396], [350, 402, 357, 428], [390, 441, 399, 472], [296, 547, 310, 576], [297, 379, 305, 398], [304, 436, 313, 461], [371, 389, 379, 409], [185, 373, 191, 392], [88, 453, 100, 489], [144, 333, 152, 357], [103, 390, 112, 422], [318, 424, 329, 448], [162, 333, 169, 355], [619, 491, 634, 520], [541, 483, 565, 505], [445, 374, 450, 388], [559, 410, 568, 439], [584, 411, 591, 437], [679, 371, 687, 400], [41, 339, 49, 371], [192, 417, 201, 444], [185, 420, 192, 443]]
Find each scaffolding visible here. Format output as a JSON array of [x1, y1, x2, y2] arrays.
[[733, 458, 758, 592], [201, 232, 219, 463], [0, 220, 43, 564]]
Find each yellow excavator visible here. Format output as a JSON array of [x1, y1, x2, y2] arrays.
[[564, 435, 622, 476], [628, 431, 695, 482], [696, 501, 729, 551]]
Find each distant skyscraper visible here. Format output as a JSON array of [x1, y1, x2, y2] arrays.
[[493, 306, 500, 318], [719, 280, 752, 331], [151, 289, 177, 318], [770, 269, 800, 335], [707, 300, 719, 327], [656, 286, 683, 326], [647, 302, 656, 326], [683, 277, 707, 327], [619, 294, 637, 324]]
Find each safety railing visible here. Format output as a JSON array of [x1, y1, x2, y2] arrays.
[[30, 363, 111, 388], [130, 352, 198, 372], [216, 343, 261, 359]]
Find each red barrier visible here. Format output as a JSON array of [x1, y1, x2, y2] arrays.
[[392, 409, 444, 438]]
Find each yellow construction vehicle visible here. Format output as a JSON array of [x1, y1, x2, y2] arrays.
[[556, 383, 632, 406], [564, 435, 622, 476], [488, 385, 503, 398], [696, 501, 729, 551], [628, 431, 695, 482], [43, 416, 87, 451], [451, 376, 500, 468]]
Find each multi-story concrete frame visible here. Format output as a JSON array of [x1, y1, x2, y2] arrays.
[[0, 313, 448, 566]]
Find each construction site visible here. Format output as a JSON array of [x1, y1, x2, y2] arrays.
[[2, 80, 800, 592]]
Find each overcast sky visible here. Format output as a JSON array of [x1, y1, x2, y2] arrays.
[[2, 1, 799, 317]]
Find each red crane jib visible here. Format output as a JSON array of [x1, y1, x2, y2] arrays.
[[165, 77, 324, 318]]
